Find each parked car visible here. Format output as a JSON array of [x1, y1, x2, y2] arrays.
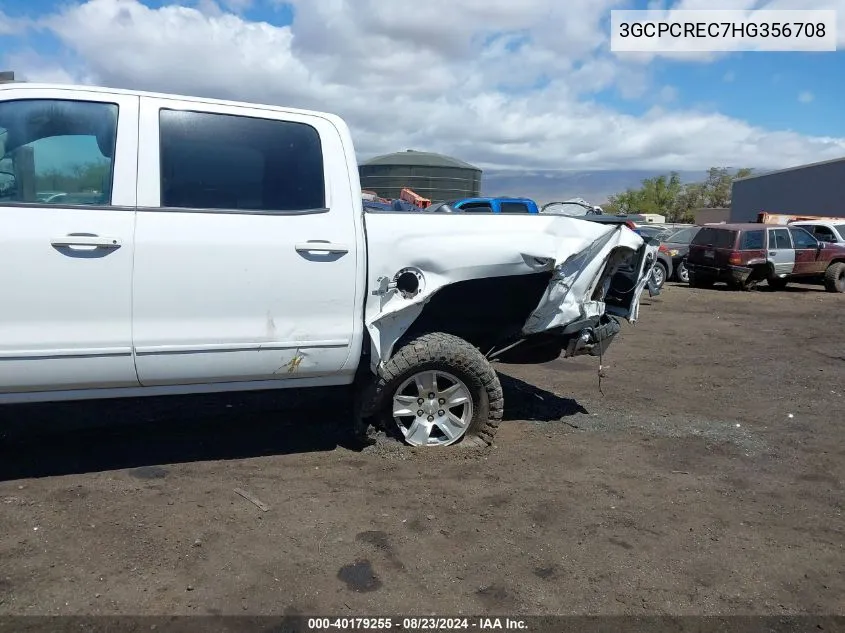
[[450, 197, 539, 214], [572, 214, 663, 295], [0, 81, 658, 448], [686, 223, 845, 292], [631, 225, 675, 289], [790, 220, 845, 246], [657, 225, 701, 283], [540, 198, 604, 216]]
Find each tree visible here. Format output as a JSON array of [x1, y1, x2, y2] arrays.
[[605, 166, 754, 221], [35, 160, 110, 194], [670, 182, 706, 223], [702, 166, 754, 208]]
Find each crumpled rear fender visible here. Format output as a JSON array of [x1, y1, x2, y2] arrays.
[[362, 211, 653, 372]]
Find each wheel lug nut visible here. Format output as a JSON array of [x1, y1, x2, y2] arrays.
[[417, 398, 424, 405], [438, 398, 445, 405], [417, 410, 424, 417], [438, 410, 445, 416], [427, 415, 434, 422], [428, 393, 435, 399]]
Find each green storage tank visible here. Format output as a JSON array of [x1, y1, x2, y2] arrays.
[[359, 149, 482, 202]]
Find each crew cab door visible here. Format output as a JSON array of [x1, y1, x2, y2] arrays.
[[132, 97, 359, 386], [767, 227, 795, 276], [0, 88, 140, 393]]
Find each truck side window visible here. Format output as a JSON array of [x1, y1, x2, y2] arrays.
[[158, 109, 325, 212], [789, 227, 819, 249], [459, 202, 494, 212], [771, 228, 792, 249], [500, 202, 528, 214], [0, 99, 118, 206], [810, 225, 836, 242], [740, 230, 764, 249]]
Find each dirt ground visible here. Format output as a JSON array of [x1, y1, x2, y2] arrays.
[[0, 281, 843, 617]]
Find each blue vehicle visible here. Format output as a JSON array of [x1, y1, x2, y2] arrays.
[[448, 196, 540, 214]]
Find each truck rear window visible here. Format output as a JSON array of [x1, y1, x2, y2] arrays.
[[740, 230, 764, 249], [692, 227, 736, 249]]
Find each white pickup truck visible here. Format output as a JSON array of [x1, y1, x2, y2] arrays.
[[0, 82, 658, 448]]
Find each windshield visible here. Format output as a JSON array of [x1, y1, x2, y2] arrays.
[[638, 226, 671, 240], [426, 201, 459, 213], [542, 201, 596, 216], [666, 227, 699, 244]]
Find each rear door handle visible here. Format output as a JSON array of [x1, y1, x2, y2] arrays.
[[295, 241, 349, 254], [51, 235, 122, 249]]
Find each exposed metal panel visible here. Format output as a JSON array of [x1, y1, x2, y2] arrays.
[[731, 160, 845, 222]]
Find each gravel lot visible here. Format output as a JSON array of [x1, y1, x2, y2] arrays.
[[0, 282, 843, 616]]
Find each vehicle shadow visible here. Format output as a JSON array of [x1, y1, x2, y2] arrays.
[[498, 372, 589, 422], [756, 285, 826, 293], [0, 388, 362, 482], [0, 376, 589, 481]]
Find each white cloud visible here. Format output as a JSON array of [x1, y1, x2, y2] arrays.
[[2, 0, 842, 173], [0, 9, 31, 35], [658, 85, 679, 102], [798, 91, 815, 103]]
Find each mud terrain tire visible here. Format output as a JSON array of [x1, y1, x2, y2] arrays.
[[824, 262, 845, 293], [370, 333, 503, 448]]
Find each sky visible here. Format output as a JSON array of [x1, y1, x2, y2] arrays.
[[1, 0, 844, 176]]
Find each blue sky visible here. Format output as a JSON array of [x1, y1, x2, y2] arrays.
[[0, 0, 844, 173]]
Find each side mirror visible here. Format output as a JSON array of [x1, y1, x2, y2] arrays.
[[818, 242, 826, 249]]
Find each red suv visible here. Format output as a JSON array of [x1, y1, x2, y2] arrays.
[[686, 223, 845, 292]]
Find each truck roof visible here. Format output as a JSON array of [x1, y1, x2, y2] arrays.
[[702, 223, 774, 231], [0, 81, 342, 124], [458, 196, 535, 203]]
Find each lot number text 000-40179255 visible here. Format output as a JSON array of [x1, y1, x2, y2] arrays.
[[306, 618, 529, 630]]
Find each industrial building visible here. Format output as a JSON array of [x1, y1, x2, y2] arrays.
[[730, 157, 845, 222], [359, 150, 482, 202]]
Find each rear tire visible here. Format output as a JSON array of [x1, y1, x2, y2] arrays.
[[370, 332, 503, 448], [676, 259, 689, 283], [651, 262, 667, 289], [824, 262, 845, 293]]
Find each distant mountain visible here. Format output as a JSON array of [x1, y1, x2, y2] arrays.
[[479, 169, 710, 206]]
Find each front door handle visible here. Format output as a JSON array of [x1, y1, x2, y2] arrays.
[[51, 235, 122, 249], [295, 241, 349, 254]]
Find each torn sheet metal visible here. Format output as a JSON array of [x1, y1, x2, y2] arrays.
[[362, 212, 654, 370]]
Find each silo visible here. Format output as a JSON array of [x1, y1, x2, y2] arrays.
[[359, 149, 482, 202]]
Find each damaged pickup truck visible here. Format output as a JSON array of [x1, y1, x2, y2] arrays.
[[0, 82, 658, 447]]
